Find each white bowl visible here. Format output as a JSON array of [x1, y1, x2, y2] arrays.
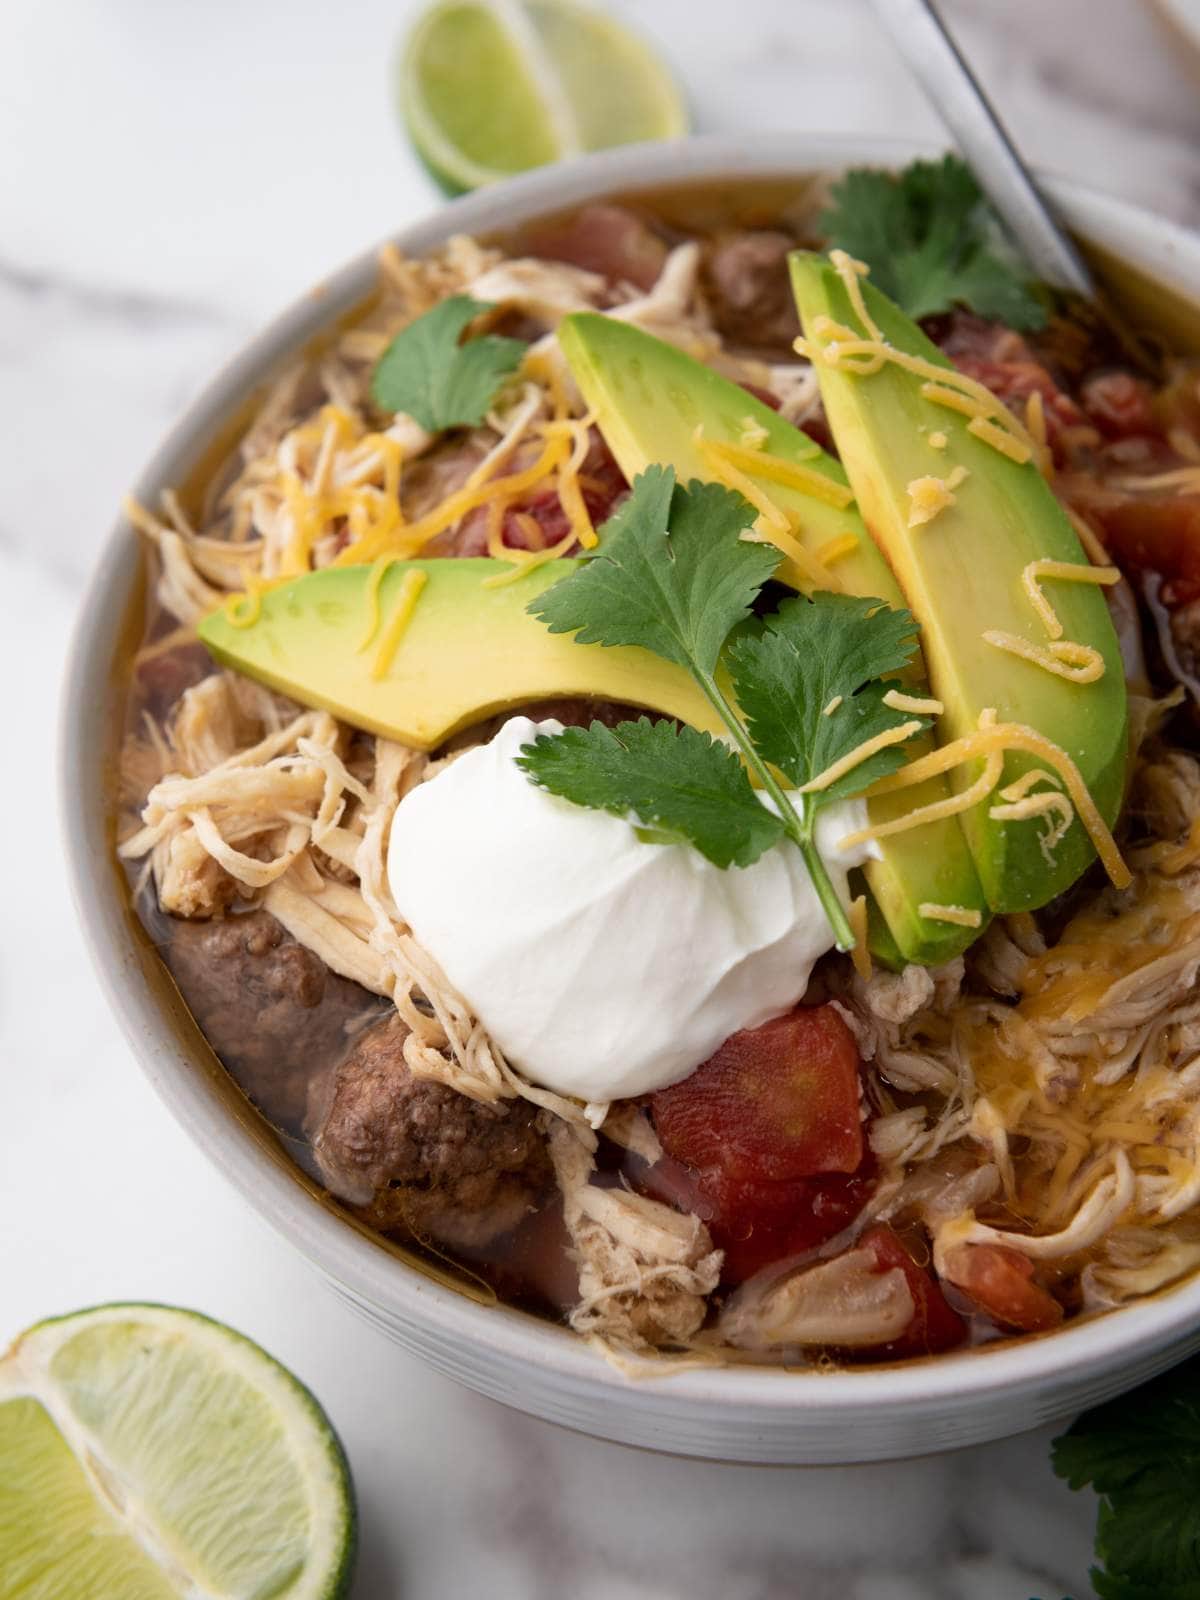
[[63, 133, 1200, 1464]]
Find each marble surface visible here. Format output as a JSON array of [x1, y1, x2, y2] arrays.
[[4, 0, 1200, 1593]]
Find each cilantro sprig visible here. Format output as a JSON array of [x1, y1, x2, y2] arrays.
[[518, 467, 927, 950], [1052, 1360, 1200, 1599], [370, 295, 525, 431], [820, 154, 1048, 330]]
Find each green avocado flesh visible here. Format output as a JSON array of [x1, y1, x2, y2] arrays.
[[198, 558, 723, 751], [789, 252, 1129, 913], [558, 310, 986, 962]]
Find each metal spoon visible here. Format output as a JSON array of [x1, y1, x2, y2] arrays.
[[867, 0, 1096, 297]]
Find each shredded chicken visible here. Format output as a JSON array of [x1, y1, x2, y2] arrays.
[[719, 1248, 914, 1352], [547, 1119, 721, 1354]]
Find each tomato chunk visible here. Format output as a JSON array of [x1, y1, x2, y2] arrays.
[[941, 1242, 1064, 1333], [854, 1226, 967, 1359], [710, 1164, 877, 1284], [637, 1156, 876, 1286], [651, 1005, 864, 1185]]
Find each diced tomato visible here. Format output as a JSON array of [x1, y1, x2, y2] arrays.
[[637, 1154, 876, 1286], [1079, 371, 1158, 439], [651, 1005, 864, 1185], [1061, 470, 1200, 603], [853, 1225, 968, 1359], [941, 1242, 1064, 1334], [709, 1164, 877, 1285]]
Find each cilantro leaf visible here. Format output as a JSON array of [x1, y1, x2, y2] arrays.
[[1052, 1360, 1200, 1599], [370, 295, 525, 430], [727, 594, 927, 802], [520, 474, 919, 950], [820, 155, 1048, 330], [516, 717, 785, 869], [527, 466, 778, 677]]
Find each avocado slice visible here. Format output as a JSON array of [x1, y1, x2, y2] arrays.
[[197, 558, 723, 751], [789, 252, 1128, 912], [558, 311, 987, 962]]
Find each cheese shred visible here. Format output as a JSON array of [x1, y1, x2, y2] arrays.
[[697, 434, 853, 509], [847, 893, 872, 979], [853, 714, 1130, 888], [919, 902, 983, 929], [799, 719, 925, 794], [1021, 558, 1121, 641], [982, 630, 1106, 684], [370, 569, 428, 680], [882, 689, 944, 715]]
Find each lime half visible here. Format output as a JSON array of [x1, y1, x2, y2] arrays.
[[0, 1304, 355, 1600], [400, 0, 689, 193]]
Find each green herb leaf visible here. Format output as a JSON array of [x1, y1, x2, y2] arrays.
[[527, 465, 778, 676], [1051, 1361, 1200, 1599], [820, 155, 1048, 330], [521, 472, 919, 949], [727, 593, 927, 803], [516, 717, 786, 869], [370, 295, 525, 431]]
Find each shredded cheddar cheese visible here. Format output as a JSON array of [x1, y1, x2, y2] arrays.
[[928, 431, 948, 450], [815, 533, 860, 566], [989, 788, 1075, 860], [840, 719, 1005, 851], [855, 713, 1130, 889], [740, 526, 842, 594], [882, 689, 944, 715], [906, 475, 958, 527], [799, 718, 925, 795], [800, 293, 1039, 468], [223, 575, 271, 628], [982, 630, 1106, 684], [1063, 505, 1115, 567], [542, 414, 599, 550], [697, 434, 852, 508], [370, 568, 428, 680], [964, 415, 1033, 464], [738, 414, 770, 450], [1022, 558, 1121, 640], [829, 249, 886, 343], [700, 441, 791, 537], [338, 432, 568, 566], [998, 768, 1062, 802], [919, 902, 983, 929], [357, 554, 403, 650], [847, 893, 872, 979], [822, 695, 844, 717]]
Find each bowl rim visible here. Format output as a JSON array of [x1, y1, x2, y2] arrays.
[[62, 129, 1200, 1428]]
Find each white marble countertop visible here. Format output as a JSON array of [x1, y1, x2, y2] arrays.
[[4, 0, 1200, 1593]]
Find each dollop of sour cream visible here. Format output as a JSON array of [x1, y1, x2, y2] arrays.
[[388, 717, 878, 1104]]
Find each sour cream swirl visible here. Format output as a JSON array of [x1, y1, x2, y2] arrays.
[[387, 717, 877, 1104]]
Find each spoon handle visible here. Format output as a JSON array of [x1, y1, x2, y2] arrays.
[[867, 0, 1095, 296]]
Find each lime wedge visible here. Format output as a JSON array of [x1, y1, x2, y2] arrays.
[[400, 0, 689, 193], [0, 1304, 355, 1600]]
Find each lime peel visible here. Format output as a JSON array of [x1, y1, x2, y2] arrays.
[[0, 1303, 356, 1600], [400, 0, 688, 195]]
